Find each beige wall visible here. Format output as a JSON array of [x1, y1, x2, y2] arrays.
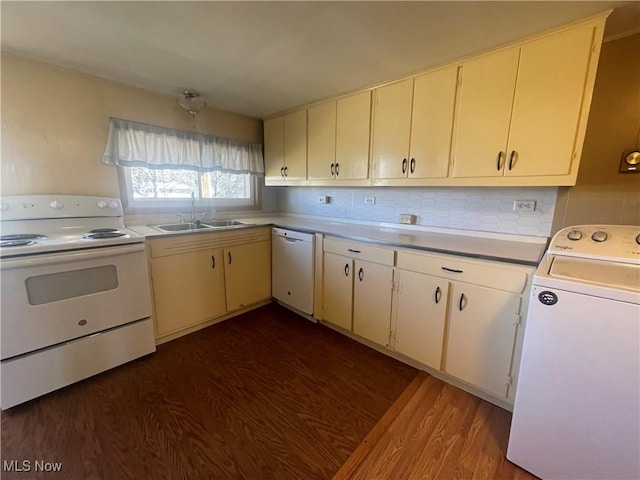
[[552, 33, 640, 233], [1, 53, 263, 197]]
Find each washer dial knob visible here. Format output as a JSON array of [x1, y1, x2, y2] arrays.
[[108, 201, 119, 209], [567, 229, 583, 241], [591, 231, 608, 243], [50, 200, 64, 209]]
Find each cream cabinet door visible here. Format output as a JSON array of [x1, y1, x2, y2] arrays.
[[372, 78, 413, 179], [283, 110, 307, 180], [224, 240, 271, 312], [505, 24, 595, 177], [445, 282, 521, 398], [353, 260, 394, 347], [264, 116, 285, 181], [151, 249, 226, 337], [307, 101, 337, 180], [409, 66, 458, 179], [322, 253, 353, 331], [452, 47, 520, 178], [336, 91, 371, 180], [394, 270, 448, 369]]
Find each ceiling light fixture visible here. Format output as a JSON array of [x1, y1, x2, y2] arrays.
[[177, 90, 207, 118]]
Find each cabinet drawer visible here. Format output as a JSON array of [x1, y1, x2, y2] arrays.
[[324, 237, 394, 266], [396, 250, 530, 293]]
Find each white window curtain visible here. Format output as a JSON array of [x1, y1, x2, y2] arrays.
[[102, 118, 264, 175]]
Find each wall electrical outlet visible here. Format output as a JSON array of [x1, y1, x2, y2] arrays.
[[364, 196, 375, 205], [399, 214, 417, 224], [317, 196, 329, 204], [513, 200, 536, 212]]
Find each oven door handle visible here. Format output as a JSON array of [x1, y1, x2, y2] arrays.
[[0, 243, 146, 270]]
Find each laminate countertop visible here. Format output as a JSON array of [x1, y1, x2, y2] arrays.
[[129, 214, 548, 265]]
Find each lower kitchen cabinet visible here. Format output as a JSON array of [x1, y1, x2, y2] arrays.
[[224, 240, 271, 311], [151, 249, 226, 337], [445, 283, 521, 398], [147, 227, 271, 340], [322, 237, 395, 347], [391, 249, 533, 404], [393, 270, 448, 369]]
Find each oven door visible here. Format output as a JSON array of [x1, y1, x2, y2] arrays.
[[1, 243, 152, 360]]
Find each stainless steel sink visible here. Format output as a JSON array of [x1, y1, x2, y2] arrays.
[[150, 220, 248, 232], [203, 220, 245, 227], [152, 222, 212, 232]]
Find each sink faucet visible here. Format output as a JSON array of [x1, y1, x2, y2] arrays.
[[190, 191, 196, 223]]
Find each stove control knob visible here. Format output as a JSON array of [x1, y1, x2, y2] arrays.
[[591, 231, 608, 243], [0, 202, 9, 212], [566, 229, 583, 241], [97, 200, 107, 209], [50, 199, 64, 210], [108, 201, 119, 209]]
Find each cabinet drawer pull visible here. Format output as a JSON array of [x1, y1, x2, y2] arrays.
[[496, 151, 504, 171], [434, 286, 441, 304], [508, 150, 516, 170], [401, 158, 408, 174], [458, 293, 466, 311], [335, 162, 340, 176], [344, 263, 350, 277], [441, 266, 463, 274], [280, 166, 285, 177], [284, 166, 289, 177], [358, 267, 364, 282], [331, 163, 335, 176], [211, 255, 216, 269], [410, 158, 415, 174], [228, 252, 232, 264], [347, 248, 361, 254]]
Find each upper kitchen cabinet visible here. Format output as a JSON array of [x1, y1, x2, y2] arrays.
[[451, 20, 604, 185], [308, 92, 372, 185], [264, 110, 307, 185], [334, 91, 372, 182], [372, 66, 458, 182]]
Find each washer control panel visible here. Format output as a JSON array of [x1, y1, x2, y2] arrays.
[[550, 225, 640, 263]]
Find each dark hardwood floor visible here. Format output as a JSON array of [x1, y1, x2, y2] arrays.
[[1, 304, 417, 480]]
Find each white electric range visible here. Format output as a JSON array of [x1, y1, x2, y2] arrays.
[[0, 195, 156, 409]]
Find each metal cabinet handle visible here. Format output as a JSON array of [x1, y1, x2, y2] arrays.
[[347, 248, 361, 254], [401, 158, 408, 174], [284, 166, 288, 177], [434, 286, 441, 304], [280, 166, 285, 177], [335, 163, 340, 176], [344, 263, 350, 276], [441, 266, 463, 274], [331, 163, 335, 176], [410, 158, 415, 174], [211, 255, 216, 269], [508, 150, 516, 170], [358, 267, 364, 282], [228, 252, 232, 264], [458, 293, 466, 311], [496, 151, 504, 171]]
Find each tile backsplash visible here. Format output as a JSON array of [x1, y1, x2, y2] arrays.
[[275, 186, 557, 237]]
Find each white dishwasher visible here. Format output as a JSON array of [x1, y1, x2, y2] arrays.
[[272, 228, 315, 316]]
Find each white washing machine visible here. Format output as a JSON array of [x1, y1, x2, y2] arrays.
[[507, 225, 640, 480]]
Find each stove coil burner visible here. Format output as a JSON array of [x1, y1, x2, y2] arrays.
[[83, 231, 127, 239], [0, 234, 46, 241], [1, 240, 36, 247]]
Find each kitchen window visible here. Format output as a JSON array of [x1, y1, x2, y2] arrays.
[[103, 118, 264, 213]]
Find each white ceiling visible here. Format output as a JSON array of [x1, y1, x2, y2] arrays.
[[2, 1, 638, 119]]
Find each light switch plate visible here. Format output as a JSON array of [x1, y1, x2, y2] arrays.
[[513, 200, 536, 212], [399, 214, 417, 224]]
